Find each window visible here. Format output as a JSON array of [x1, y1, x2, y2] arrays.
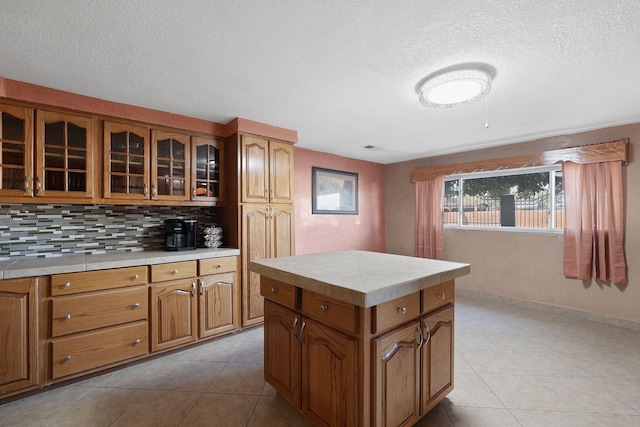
[[444, 166, 564, 229]]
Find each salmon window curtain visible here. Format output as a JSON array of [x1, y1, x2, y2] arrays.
[[415, 175, 444, 260], [563, 160, 627, 283]]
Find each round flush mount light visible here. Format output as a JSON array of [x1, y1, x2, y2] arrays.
[[416, 65, 494, 108]]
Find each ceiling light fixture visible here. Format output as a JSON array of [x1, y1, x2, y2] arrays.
[[416, 65, 493, 108]]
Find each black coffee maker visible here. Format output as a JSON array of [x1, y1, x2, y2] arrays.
[[164, 218, 197, 251]]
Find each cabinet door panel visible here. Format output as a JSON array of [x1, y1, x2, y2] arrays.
[[421, 305, 454, 414], [272, 205, 294, 258], [373, 322, 420, 427], [103, 121, 150, 200], [192, 135, 224, 203], [241, 205, 269, 326], [151, 130, 190, 201], [302, 318, 357, 427], [264, 300, 300, 407], [0, 104, 33, 197], [0, 278, 38, 395], [151, 280, 197, 351], [36, 110, 95, 198], [241, 135, 269, 203], [269, 140, 293, 203], [199, 272, 235, 338]]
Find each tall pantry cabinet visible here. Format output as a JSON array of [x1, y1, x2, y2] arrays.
[[221, 134, 295, 327]]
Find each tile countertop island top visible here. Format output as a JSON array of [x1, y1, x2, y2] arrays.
[[250, 250, 470, 307], [0, 247, 240, 280]]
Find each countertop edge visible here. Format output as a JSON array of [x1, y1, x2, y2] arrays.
[[2, 248, 240, 279], [250, 255, 471, 307]]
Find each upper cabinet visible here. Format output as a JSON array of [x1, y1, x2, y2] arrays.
[[0, 104, 95, 200], [241, 135, 293, 204], [0, 104, 33, 198], [103, 121, 223, 205], [192, 135, 224, 204], [103, 121, 150, 200], [151, 130, 190, 202], [35, 110, 96, 199]]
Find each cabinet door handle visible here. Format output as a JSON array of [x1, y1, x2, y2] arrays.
[[320, 304, 328, 311], [192, 186, 197, 199], [64, 314, 71, 320], [36, 176, 43, 195], [191, 282, 196, 297], [438, 293, 446, 299], [216, 264, 222, 269], [132, 274, 139, 280], [423, 319, 432, 347], [417, 324, 424, 350], [398, 307, 407, 314], [24, 176, 31, 196], [151, 184, 157, 199], [63, 355, 72, 362], [199, 279, 204, 296], [300, 321, 306, 345], [132, 303, 140, 309], [133, 339, 141, 346], [62, 282, 71, 289], [171, 269, 179, 275], [271, 287, 278, 294], [143, 183, 148, 196]]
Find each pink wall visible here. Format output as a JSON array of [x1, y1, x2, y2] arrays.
[[293, 147, 385, 255]]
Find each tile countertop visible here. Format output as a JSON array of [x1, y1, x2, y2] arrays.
[[250, 250, 471, 308], [0, 248, 240, 280]]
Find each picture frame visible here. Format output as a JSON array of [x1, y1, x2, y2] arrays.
[[312, 167, 358, 214]]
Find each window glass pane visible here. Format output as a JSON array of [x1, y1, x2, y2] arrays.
[[129, 133, 144, 155], [129, 176, 145, 194], [3, 143, 24, 165], [111, 175, 126, 193], [156, 139, 170, 158], [67, 123, 86, 148], [68, 152, 86, 170], [45, 122, 65, 146], [68, 171, 86, 192], [2, 167, 24, 189], [172, 140, 185, 160], [2, 113, 25, 141], [196, 144, 207, 163], [111, 132, 127, 153], [445, 169, 560, 229], [45, 170, 65, 191], [45, 147, 65, 168]]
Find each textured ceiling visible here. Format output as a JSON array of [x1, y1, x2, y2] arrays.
[[1, 1, 639, 164]]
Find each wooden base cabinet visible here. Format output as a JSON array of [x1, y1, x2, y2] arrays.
[[262, 278, 456, 427], [0, 278, 39, 397], [151, 257, 240, 352]]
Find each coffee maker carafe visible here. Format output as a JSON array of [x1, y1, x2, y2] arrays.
[[164, 218, 197, 251]]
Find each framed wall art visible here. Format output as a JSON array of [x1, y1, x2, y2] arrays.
[[312, 167, 358, 214]]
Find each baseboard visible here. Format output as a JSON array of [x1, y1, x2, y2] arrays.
[[456, 288, 640, 332]]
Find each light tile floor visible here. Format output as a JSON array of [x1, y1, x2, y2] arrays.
[[2, 292, 640, 426]]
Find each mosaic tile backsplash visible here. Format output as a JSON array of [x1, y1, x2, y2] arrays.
[[0, 204, 218, 259]]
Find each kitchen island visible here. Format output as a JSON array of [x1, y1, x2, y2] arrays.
[[250, 250, 470, 427]]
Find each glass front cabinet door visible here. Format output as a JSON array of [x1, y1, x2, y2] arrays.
[[35, 110, 96, 199], [103, 121, 150, 200], [0, 104, 33, 198], [151, 130, 190, 202], [192, 135, 224, 204]]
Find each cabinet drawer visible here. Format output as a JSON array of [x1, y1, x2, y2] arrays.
[[51, 266, 147, 296], [260, 277, 297, 309], [301, 289, 358, 334], [373, 292, 420, 335], [51, 321, 148, 379], [422, 280, 454, 314], [151, 261, 196, 282], [200, 256, 237, 275], [51, 286, 148, 337]]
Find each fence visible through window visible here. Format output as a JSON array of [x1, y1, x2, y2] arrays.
[[443, 168, 564, 229]]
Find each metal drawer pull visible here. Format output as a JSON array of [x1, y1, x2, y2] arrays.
[[63, 355, 72, 362], [133, 339, 141, 345], [320, 304, 328, 311], [133, 303, 140, 308], [171, 269, 179, 275], [64, 314, 71, 320], [62, 282, 71, 288], [132, 274, 139, 280], [217, 264, 222, 269], [438, 293, 446, 299], [398, 307, 407, 314], [271, 287, 278, 293]]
